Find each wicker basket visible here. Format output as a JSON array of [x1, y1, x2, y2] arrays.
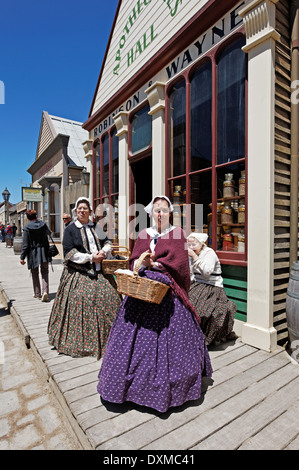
[[115, 252, 170, 304], [102, 246, 130, 275]]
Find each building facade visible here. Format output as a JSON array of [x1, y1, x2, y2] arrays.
[[27, 111, 91, 255], [82, 0, 299, 352]]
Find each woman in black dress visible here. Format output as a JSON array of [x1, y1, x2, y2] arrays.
[[47, 197, 121, 359]]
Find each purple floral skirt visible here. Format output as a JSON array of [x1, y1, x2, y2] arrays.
[[97, 271, 212, 413]]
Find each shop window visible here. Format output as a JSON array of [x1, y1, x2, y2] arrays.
[[168, 80, 186, 177], [112, 127, 119, 195], [166, 35, 247, 263], [191, 61, 212, 171], [103, 134, 109, 199], [130, 104, 152, 155], [217, 38, 246, 164], [94, 127, 119, 242]]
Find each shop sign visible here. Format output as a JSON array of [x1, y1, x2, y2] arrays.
[[17, 201, 27, 213], [94, 1, 245, 138], [37, 160, 54, 179], [113, 0, 184, 76], [165, 1, 245, 80], [22, 187, 43, 202], [93, 81, 153, 137]]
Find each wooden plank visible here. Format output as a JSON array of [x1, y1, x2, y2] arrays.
[[224, 287, 247, 301], [141, 363, 299, 450], [223, 277, 247, 289], [194, 374, 299, 450], [95, 348, 287, 450], [233, 299, 247, 313]]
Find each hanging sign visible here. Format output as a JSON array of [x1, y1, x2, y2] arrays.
[[22, 187, 43, 202]]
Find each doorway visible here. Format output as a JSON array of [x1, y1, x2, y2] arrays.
[[129, 156, 152, 247]]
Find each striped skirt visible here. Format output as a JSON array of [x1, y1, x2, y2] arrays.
[[189, 281, 237, 345]]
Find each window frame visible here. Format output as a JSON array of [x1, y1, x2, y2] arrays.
[[93, 126, 119, 241], [128, 101, 152, 163], [165, 31, 247, 266], [93, 125, 119, 207]]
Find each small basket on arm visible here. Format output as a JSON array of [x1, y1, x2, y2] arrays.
[[115, 252, 170, 304]]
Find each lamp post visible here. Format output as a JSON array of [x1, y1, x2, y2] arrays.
[[2, 187, 10, 226]]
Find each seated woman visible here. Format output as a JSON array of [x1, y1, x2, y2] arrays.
[[187, 232, 237, 346], [97, 196, 212, 413], [47, 197, 121, 359]]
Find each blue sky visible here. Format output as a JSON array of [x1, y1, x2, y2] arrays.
[[0, 0, 119, 204]]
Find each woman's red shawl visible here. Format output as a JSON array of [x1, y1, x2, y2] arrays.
[[130, 227, 201, 325]]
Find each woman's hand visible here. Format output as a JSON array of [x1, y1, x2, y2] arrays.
[[188, 247, 198, 261], [142, 251, 156, 268], [20, 259, 26, 265], [92, 251, 105, 263]]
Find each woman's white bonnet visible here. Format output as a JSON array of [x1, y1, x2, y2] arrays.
[[144, 196, 174, 216], [187, 232, 209, 245]]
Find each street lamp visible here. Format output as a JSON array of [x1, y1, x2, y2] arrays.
[[2, 187, 10, 226]]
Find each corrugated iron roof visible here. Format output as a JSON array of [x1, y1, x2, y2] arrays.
[[49, 114, 89, 167]]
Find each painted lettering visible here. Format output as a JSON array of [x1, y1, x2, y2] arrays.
[[114, 0, 181, 76], [212, 19, 225, 44], [119, 35, 126, 48], [163, 0, 183, 17], [127, 48, 134, 67], [194, 34, 206, 55], [115, 0, 153, 75], [93, 95, 141, 138], [165, 6, 244, 80], [126, 99, 132, 111], [135, 40, 143, 61], [133, 93, 140, 106], [127, 24, 157, 68], [113, 64, 120, 75], [166, 57, 180, 79], [181, 49, 192, 69], [231, 2, 245, 30]]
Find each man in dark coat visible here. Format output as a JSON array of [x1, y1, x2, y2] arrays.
[[20, 210, 51, 302]]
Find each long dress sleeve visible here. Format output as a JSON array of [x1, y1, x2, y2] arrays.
[[193, 249, 217, 280]]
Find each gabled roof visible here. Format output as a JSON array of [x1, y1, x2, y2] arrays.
[[87, 0, 122, 119], [35, 111, 89, 167]]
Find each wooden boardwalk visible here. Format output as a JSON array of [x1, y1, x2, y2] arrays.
[[0, 242, 298, 450]]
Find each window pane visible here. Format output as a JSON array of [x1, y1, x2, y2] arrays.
[[190, 172, 212, 245], [95, 141, 100, 200], [103, 134, 109, 197], [112, 128, 119, 194], [217, 37, 246, 164], [131, 104, 152, 155], [191, 61, 212, 171], [217, 162, 246, 252], [169, 177, 186, 229], [168, 80, 186, 177]]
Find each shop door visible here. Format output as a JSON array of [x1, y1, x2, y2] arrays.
[[130, 156, 152, 247]]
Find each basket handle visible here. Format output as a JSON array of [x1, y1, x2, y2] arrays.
[[133, 251, 151, 275]]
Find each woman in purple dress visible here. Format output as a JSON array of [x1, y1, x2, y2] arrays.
[[97, 196, 212, 413]]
